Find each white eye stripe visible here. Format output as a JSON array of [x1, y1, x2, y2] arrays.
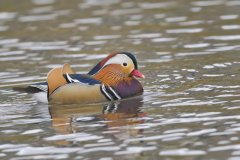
[[104, 54, 132, 67], [91, 54, 135, 76]]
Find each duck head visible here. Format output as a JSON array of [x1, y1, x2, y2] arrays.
[[88, 52, 144, 86]]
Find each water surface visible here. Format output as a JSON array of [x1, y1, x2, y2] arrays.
[[1, 0, 240, 159]]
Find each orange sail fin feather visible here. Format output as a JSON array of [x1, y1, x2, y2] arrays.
[[62, 63, 75, 75], [47, 63, 75, 95]]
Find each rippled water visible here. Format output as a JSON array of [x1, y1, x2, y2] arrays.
[[1, 0, 240, 159]]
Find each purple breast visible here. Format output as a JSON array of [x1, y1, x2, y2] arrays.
[[113, 79, 143, 99]]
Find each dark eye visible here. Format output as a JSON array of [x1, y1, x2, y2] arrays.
[[123, 62, 127, 66]]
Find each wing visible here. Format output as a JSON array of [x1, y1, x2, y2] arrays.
[[64, 74, 123, 101], [64, 74, 128, 101], [49, 82, 108, 104], [47, 64, 107, 103], [27, 73, 101, 94], [63, 73, 101, 85]]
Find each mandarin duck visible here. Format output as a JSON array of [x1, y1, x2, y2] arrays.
[[29, 52, 144, 104]]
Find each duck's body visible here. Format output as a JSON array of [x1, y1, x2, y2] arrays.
[[29, 52, 144, 104]]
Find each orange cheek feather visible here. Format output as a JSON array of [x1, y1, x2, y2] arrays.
[[93, 64, 132, 86]]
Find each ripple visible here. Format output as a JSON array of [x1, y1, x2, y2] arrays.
[[6, 41, 69, 51], [206, 45, 240, 52], [189, 87, 213, 91], [114, 146, 156, 155], [21, 129, 43, 135], [160, 148, 206, 156], [84, 41, 106, 45], [124, 21, 140, 26], [44, 133, 103, 142], [158, 115, 240, 125], [0, 38, 19, 45], [196, 112, 221, 117], [211, 62, 232, 67], [175, 51, 215, 57], [0, 50, 25, 56], [0, 12, 16, 20], [82, 54, 107, 60], [192, 0, 225, 7], [166, 28, 203, 33], [203, 65, 214, 69], [205, 85, 240, 89], [0, 144, 29, 150], [152, 38, 176, 42], [74, 17, 102, 24], [0, 153, 5, 157], [203, 74, 224, 77], [129, 15, 143, 20], [216, 94, 240, 98], [30, 6, 53, 14], [110, 8, 141, 16], [126, 133, 185, 143], [53, 54, 86, 58], [146, 59, 172, 63], [187, 128, 217, 136], [154, 14, 166, 19], [12, 118, 47, 125], [11, 154, 68, 160], [78, 146, 120, 154], [163, 128, 188, 134], [92, 9, 108, 16], [139, 2, 176, 9], [59, 22, 76, 28], [1, 76, 42, 83], [0, 56, 28, 61], [160, 99, 225, 107], [165, 16, 187, 22], [0, 26, 9, 32], [31, 0, 56, 5], [220, 15, 239, 20], [209, 144, 240, 152], [209, 131, 235, 136], [222, 25, 240, 30], [179, 20, 204, 26], [19, 14, 57, 22], [128, 33, 161, 39], [226, 1, 240, 6], [205, 35, 240, 41], [16, 147, 81, 156], [93, 35, 121, 40], [79, 0, 120, 7], [184, 43, 209, 48]]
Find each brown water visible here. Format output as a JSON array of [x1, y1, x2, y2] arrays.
[[1, 0, 240, 159]]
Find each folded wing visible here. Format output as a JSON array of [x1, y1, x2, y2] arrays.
[[47, 64, 106, 104]]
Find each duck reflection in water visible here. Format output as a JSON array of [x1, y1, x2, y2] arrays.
[[48, 96, 145, 141]]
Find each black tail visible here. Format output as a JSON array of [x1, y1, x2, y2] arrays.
[[13, 81, 48, 93]]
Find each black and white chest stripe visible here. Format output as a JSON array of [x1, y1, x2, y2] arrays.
[[100, 84, 121, 101]]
